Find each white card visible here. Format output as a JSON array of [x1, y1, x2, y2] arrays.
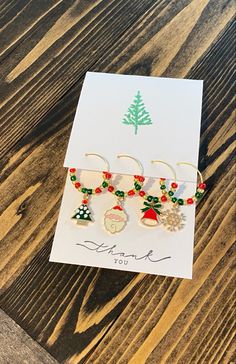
[[50, 72, 203, 279], [64, 72, 203, 182]]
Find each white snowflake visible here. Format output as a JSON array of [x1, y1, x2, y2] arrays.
[[161, 206, 185, 232]]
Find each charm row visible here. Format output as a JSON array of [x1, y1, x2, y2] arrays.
[[69, 154, 206, 234]]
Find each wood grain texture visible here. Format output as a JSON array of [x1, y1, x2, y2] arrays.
[[0, 0, 235, 363], [0, 0, 157, 158]]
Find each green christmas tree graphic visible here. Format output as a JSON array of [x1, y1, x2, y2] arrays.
[[122, 90, 152, 135]]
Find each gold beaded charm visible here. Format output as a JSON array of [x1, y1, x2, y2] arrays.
[[105, 154, 145, 234], [69, 153, 111, 226]]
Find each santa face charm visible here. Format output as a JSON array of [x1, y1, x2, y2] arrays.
[[141, 201, 162, 227], [104, 205, 128, 233], [72, 200, 93, 226]]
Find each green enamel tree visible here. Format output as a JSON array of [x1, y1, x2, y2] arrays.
[[72, 204, 92, 225], [122, 90, 152, 135]]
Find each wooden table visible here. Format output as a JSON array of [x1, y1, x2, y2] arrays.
[[0, 1, 235, 363]]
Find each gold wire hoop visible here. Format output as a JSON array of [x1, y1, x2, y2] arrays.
[[117, 154, 144, 176], [85, 153, 110, 171], [151, 160, 176, 182], [176, 162, 203, 183]]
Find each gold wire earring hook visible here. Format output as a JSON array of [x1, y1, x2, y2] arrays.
[[85, 153, 110, 171], [176, 162, 203, 183], [151, 160, 176, 182], [117, 154, 144, 175]]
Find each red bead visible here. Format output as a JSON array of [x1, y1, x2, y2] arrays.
[[95, 187, 102, 194], [137, 175, 145, 183], [128, 189, 135, 196], [75, 182, 81, 189], [113, 205, 122, 211], [187, 198, 194, 204], [82, 199, 88, 204], [160, 178, 166, 181], [69, 168, 76, 173], [103, 171, 112, 179], [161, 195, 167, 202], [171, 182, 178, 189], [139, 190, 146, 197], [198, 183, 206, 189], [108, 186, 114, 192]]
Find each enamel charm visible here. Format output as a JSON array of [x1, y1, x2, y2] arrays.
[[104, 205, 128, 233], [141, 201, 162, 227], [160, 206, 185, 231], [72, 200, 93, 226]]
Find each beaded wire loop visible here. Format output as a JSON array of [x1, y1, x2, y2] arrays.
[[138, 160, 178, 228], [175, 162, 206, 205], [69, 168, 111, 195], [70, 153, 112, 226], [139, 159, 177, 227], [69, 153, 112, 195], [104, 155, 145, 234], [107, 154, 145, 198], [149, 160, 178, 203]]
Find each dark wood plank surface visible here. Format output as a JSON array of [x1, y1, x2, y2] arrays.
[[0, 1, 235, 363]]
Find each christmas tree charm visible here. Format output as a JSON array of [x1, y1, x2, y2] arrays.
[[72, 199, 93, 226], [160, 206, 185, 232], [69, 154, 112, 227], [141, 201, 162, 227], [104, 204, 128, 234]]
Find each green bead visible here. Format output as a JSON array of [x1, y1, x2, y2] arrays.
[[119, 191, 125, 197], [178, 198, 184, 205], [147, 196, 153, 202], [172, 197, 177, 203], [70, 175, 76, 181], [168, 191, 174, 196], [160, 185, 166, 190], [81, 188, 87, 193], [102, 181, 108, 188], [115, 191, 120, 196], [87, 189, 93, 195], [195, 192, 202, 199], [153, 197, 159, 203], [135, 184, 141, 190]]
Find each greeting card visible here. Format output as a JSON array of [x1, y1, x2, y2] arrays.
[[50, 72, 204, 279]]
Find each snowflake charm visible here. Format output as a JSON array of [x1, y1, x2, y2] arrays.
[[160, 206, 185, 232]]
